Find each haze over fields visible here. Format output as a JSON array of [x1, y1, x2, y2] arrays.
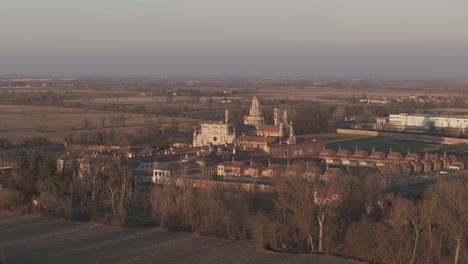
[[2, 0, 468, 79]]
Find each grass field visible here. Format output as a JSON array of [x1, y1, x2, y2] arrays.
[[311, 133, 440, 154]]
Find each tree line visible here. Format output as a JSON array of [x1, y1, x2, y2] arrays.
[[0, 151, 467, 263]]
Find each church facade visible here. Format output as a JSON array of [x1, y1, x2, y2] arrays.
[[193, 108, 236, 147]]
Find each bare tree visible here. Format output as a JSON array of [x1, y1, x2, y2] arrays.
[[103, 158, 133, 216], [274, 174, 317, 251], [433, 177, 468, 264], [315, 181, 338, 253], [392, 197, 429, 264], [150, 183, 176, 227]]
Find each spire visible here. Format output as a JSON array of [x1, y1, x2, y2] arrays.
[[274, 108, 279, 126], [283, 109, 288, 124], [268, 157, 271, 166], [425, 150, 428, 159], [250, 157, 253, 165], [444, 150, 447, 157], [372, 145, 375, 153], [225, 106, 229, 125], [407, 148, 410, 155], [339, 144, 342, 151], [389, 147, 392, 153], [355, 145, 358, 152], [287, 159, 290, 167]]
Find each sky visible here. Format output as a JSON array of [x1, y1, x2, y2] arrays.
[[1, 0, 468, 79]]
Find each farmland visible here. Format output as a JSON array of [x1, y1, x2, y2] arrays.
[[0, 212, 361, 264], [0, 104, 197, 143]]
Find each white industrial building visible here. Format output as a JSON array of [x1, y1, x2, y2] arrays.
[[389, 113, 468, 132]]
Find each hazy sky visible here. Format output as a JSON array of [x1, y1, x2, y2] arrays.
[[2, 0, 468, 79]]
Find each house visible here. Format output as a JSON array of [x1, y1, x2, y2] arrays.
[[217, 161, 232, 177], [427, 153, 442, 171], [244, 159, 266, 177], [256, 124, 284, 137], [263, 163, 283, 178], [230, 161, 247, 176], [314, 190, 342, 205], [410, 161, 423, 173], [285, 164, 304, 177], [129, 154, 179, 183], [366, 148, 386, 167], [268, 138, 324, 159], [383, 150, 403, 164], [319, 148, 338, 165], [304, 166, 322, 182], [236, 135, 277, 149], [322, 167, 345, 182], [420, 158, 433, 172], [335, 148, 353, 166], [153, 160, 201, 184], [399, 162, 413, 174], [349, 149, 370, 167], [439, 153, 451, 169]]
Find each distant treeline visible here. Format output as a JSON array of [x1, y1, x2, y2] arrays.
[[0, 137, 51, 150]]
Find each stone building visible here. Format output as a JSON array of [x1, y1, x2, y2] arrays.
[[244, 96, 265, 128], [267, 138, 324, 159], [193, 108, 236, 147]]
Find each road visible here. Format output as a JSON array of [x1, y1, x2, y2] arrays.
[[0, 212, 362, 264]]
